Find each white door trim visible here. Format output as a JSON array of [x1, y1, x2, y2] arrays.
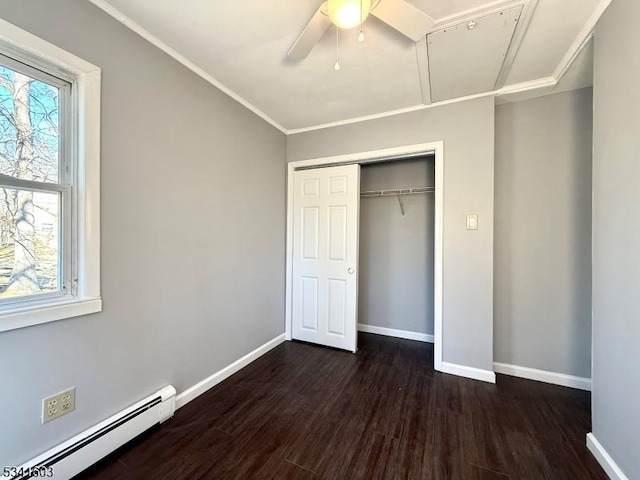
[[286, 141, 445, 372]]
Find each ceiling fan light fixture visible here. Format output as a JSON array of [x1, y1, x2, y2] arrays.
[[328, 0, 372, 29]]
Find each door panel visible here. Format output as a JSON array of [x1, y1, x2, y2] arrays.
[[301, 277, 319, 331], [328, 206, 347, 261], [328, 278, 347, 335], [303, 178, 320, 197], [292, 164, 360, 352], [302, 207, 319, 260]]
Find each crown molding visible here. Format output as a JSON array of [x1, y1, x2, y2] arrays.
[[87, 0, 288, 134], [497, 76, 556, 96], [288, 76, 556, 134], [287, 92, 493, 134], [553, 0, 612, 79]]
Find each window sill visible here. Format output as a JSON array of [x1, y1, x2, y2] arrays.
[[0, 297, 102, 333]]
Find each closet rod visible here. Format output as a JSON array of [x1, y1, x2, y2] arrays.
[[360, 187, 435, 197]]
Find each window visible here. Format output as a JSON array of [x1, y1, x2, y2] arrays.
[[0, 19, 101, 332], [0, 56, 71, 304]]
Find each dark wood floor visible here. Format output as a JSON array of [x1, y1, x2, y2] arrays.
[[77, 333, 606, 479]]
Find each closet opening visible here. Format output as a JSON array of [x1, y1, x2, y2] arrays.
[[285, 142, 444, 372], [358, 156, 436, 360]]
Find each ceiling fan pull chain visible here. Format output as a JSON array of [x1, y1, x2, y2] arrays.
[[359, 0, 365, 42], [334, 27, 341, 70]]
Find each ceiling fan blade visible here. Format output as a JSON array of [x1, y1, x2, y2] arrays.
[[288, 6, 331, 61], [371, 0, 435, 42]]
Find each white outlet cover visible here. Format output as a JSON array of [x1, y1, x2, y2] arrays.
[[42, 387, 76, 423]]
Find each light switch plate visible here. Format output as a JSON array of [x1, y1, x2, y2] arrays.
[[466, 214, 478, 230]]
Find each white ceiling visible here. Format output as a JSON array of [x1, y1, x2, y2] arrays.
[[92, 0, 602, 131]]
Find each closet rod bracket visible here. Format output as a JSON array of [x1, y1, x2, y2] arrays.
[[397, 194, 406, 220]]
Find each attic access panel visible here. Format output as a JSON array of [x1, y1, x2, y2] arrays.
[[427, 6, 522, 102]]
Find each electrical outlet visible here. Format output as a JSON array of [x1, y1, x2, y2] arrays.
[[42, 387, 75, 423]]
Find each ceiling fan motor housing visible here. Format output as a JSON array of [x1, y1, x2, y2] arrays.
[[328, 0, 372, 29]]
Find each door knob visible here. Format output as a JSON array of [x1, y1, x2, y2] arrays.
[[348, 267, 355, 274]]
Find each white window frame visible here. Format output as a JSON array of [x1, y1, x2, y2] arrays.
[[0, 18, 101, 332]]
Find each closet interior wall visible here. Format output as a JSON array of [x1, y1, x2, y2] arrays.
[[359, 157, 435, 338]]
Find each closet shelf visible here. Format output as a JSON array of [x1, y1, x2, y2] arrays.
[[360, 187, 435, 220], [360, 187, 435, 198]]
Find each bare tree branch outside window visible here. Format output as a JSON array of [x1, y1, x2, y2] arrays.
[[0, 65, 61, 298]]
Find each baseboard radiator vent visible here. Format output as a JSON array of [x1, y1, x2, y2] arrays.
[[4, 386, 176, 480]]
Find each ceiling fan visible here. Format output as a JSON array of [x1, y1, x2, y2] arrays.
[[288, 0, 435, 61]]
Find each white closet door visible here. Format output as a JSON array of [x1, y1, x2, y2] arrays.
[[292, 164, 360, 352]]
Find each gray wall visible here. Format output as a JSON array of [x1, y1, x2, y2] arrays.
[[288, 97, 495, 371], [359, 158, 435, 335], [494, 88, 593, 378], [592, 0, 640, 477], [0, 1, 285, 468]]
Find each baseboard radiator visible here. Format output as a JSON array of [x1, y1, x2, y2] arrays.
[[4, 386, 176, 480]]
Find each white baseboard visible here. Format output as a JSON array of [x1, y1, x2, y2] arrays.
[[357, 323, 434, 343], [175, 333, 286, 409], [3, 387, 176, 480], [587, 433, 629, 480], [493, 362, 591, 391], [441, 361, 496, 383]]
